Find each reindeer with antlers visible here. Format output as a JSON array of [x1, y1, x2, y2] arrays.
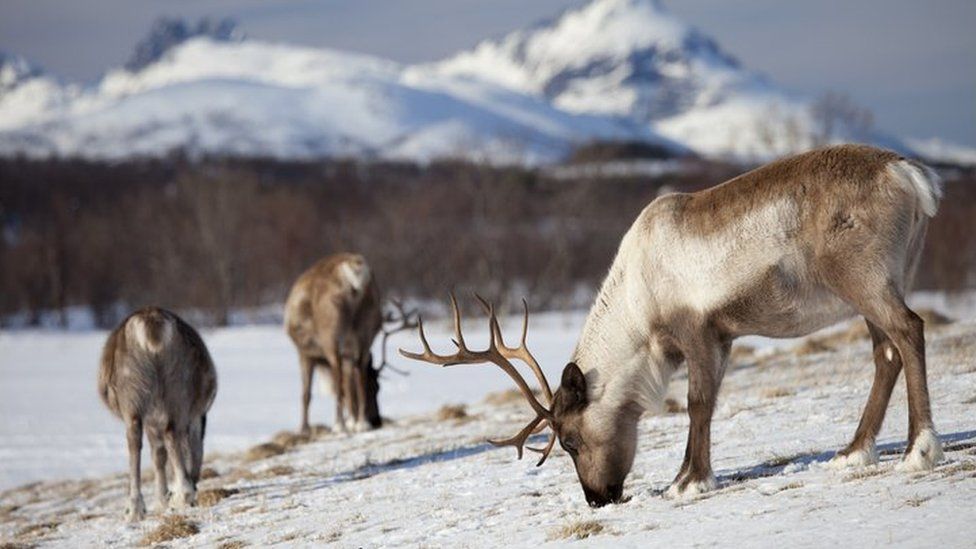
[[401, 145, 945, 507], [285, 253, 416, 434]]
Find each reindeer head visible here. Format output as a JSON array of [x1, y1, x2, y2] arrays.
[[399, 295, 633, 508]]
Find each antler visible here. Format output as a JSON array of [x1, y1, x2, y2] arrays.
[[377, 299, 419, 375], [399, 293, 557, 466]]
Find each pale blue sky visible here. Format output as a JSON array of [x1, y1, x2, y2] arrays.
[[1, 0, 973, 145]]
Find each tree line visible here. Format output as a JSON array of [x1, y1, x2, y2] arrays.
[[1, 155, 973, 328]]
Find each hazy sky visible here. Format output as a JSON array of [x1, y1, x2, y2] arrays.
[[1, 0, 973, 145]]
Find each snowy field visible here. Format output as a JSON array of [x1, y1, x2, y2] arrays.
[[1, 307, 975, 546]]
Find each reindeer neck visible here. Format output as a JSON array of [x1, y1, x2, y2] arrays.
[[571, 254, 672, 414]]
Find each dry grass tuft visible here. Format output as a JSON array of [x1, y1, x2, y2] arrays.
[[217, 541, 246, 549], [730, 345, 757, 366], [245, 442, 286, 462], [843, 467, 886, 482], [140, 515, 199, 546], [904, 494, 932, 508], [437, 404, 468, 421], [197, 487, 239, 507], [199, 467, 220, 481], [548, 520, 605, 541], [271, 430, 311, 449], [794, 339, 835, 357], [916, 308, 953, 327], [761, 387, 794, 399], [482, 388, 543, 406], [15, 521, 59, 539], [664, 398, 686, 414]]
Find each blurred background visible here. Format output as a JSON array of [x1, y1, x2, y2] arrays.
[[1, 0, 974, 328]]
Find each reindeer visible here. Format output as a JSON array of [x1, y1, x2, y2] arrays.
[[401, 145, 945, 507], [285, 253, 415, 434], [98, 307, 217, 521]]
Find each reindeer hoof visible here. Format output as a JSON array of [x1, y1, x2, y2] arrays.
[[828, 441, 879, 469], [169, 488, 196, 510], [665, 474, 717, 499], [125, 497, 146, 522], [896, 428, 944, 472], [156, 492, 171, 512]]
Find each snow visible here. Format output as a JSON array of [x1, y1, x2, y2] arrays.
[[2, 306, 976, 546], [906, 137, 976, 167]]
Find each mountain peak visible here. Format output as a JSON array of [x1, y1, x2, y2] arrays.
[[125, 17, 242, 72], [0, 52, 44, 93]]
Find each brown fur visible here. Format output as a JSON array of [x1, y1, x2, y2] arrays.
[[97, 307, 217, 521], [284, 253, 383, 434]]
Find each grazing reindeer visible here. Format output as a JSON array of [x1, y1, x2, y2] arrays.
[[285, 253, 392, 434], [98, 307, 217, 521], [402, 145, 944, 507]]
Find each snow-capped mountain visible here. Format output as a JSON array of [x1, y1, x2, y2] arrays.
[[0, 0, 969, 164], [0, 37, 675, 163], [424, 0, 885, 159]]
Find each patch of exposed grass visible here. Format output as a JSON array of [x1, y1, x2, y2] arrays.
[[482, 388, 543, 406], [199, 467, 220, 480], [761, 387, 795, 399], [843, 467, 886, 482], [197, 487, 239, 508], [779, 481, 804, 491], [271, 431, 311, 449], [244, 442, 286, 462], [437, 404, 468, 421], [140, 515, 199, 546], [217, 541, 246, 549], [664, 398, 686, 414], [904, 494, 932, 508], [15, 521, 59, 539], [2, 543, 37, 549], [730, 344, 757, 365], [916, 308, 953, 327], [548, 520, 605, 541]]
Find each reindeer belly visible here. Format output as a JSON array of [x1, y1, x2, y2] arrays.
[[710, 259, 857, 339]]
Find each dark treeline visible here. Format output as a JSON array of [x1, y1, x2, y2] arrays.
[[1, 155, 974, 328]]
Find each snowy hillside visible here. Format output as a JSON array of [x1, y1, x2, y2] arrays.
[[0, 37, 673, 164], [1, 311, 975, 546]]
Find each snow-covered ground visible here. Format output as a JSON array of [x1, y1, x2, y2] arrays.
[[1, 305, 975, 547]]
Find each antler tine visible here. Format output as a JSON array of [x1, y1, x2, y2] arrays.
[[527, 432, 557, 467], [398, 295, 553, 421], [473, 294, 553, 406], [486, 415, 544, 460]]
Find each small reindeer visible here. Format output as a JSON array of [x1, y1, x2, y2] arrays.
[[285, 253, 412, 434], [402, 145, 944, 507], [98, 307, 217, 521]]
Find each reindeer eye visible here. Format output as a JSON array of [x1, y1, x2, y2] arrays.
[[561, 434, 580, 455]]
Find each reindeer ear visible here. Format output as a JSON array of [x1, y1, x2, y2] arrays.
[[560, 362, 588, 409]]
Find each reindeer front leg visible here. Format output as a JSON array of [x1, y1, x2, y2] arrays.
[[667, 335, 729, 498]]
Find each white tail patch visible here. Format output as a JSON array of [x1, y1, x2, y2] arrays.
[[340, 260, 369, 292], [127, 316, 173, 353], [887, 160, 943, 217]]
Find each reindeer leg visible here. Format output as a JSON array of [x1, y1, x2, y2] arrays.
[[147, 426, 169, 512], [824, 267, 943, 472], [163, 422, 196, 509], [188, 415, 206, 488], [667, 334, 728, 499], [124, 416, 146, 522], [330, 353, 349, 434], [299, 355, 314, 435], [830, 320, 900, 468]]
